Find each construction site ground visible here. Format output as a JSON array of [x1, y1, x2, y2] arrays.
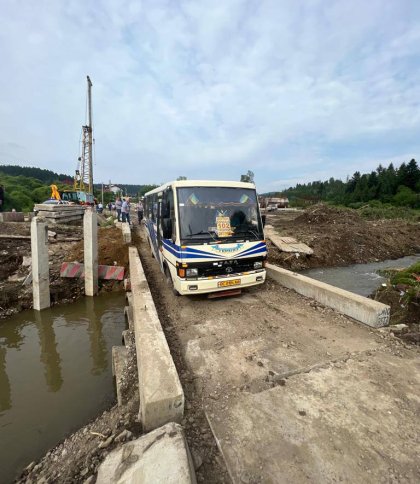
[[267, 205, 420, 271], [135, 228, 420, 484], [0, 221, 127, 320], [3, 208, 420, 482]]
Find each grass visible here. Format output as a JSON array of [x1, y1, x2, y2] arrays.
[[389, 261, 420, 302], [357, 204, 420, 221]]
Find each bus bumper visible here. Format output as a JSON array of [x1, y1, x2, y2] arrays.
[[176, 270, 266, 295]]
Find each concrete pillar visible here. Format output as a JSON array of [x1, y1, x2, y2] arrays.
[[31, 217, 50, 310], [84, 208, 98, 296]]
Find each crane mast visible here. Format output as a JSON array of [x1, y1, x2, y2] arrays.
[[76, 76, 94, 194]]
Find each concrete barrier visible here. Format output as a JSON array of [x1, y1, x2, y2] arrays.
[[129, 247, 184, 431], [96, 422, 196, 484], [266, 263, 390, 328], [122, 223, 132, 244], [0, 212, 24, 222], [112, 346, 128, 406]]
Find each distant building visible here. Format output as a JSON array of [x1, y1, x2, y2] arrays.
[[260, 196, 289, 210], [108, 184, 122, 194]]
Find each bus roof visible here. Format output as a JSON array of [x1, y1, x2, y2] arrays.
[[144, 180, 256, 197]]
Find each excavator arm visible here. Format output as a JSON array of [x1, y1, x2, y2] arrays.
[[50, 185, 61, 201]]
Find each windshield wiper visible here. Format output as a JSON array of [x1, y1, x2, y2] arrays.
[[186, 230, 218, 242], [232, 228, 260, 239]]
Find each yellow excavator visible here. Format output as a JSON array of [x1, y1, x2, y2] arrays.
[[50, 185, 61, 201]]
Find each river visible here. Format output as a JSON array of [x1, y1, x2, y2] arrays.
[[0, 292, 125, 483], [301, 255, 419, 296]]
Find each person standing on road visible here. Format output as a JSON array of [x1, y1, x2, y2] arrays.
[[115, 197, 122, 221], [121, 197, 127, 223], [123, 197, 131, 224], [137, 199, 144, 224], [0, 184, 4, 212]]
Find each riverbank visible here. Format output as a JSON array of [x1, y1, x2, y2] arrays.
[[267, 205, 420, 341], [267, 204, 420, 271]]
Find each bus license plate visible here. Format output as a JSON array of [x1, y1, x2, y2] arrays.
[[218, 279, 240, 287]]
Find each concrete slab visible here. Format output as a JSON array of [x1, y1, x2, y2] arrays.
[[112, 346, 128, 406], [264, 224, 313, 254], [181, 290, 383, 394], [205, 350, 420, 483], [96, 422, 196, 484], [34, 204, 85, 211], [267, 263, 390, 327], [129, 247, 184, 431]]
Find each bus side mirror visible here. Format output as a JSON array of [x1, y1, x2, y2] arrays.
[[261, 215, 266, 228]]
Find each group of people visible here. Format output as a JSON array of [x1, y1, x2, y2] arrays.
[[112, 197, 144, 225]]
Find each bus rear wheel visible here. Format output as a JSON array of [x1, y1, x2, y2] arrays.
[[164, 266, 180, 297]]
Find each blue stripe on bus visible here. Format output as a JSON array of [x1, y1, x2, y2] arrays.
[[161, 237, 266, 260], [236, 241, 266, 256], [237, 247, 267, 257]]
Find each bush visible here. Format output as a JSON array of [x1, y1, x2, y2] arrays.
[[7, 190, 34, 211], [393, 186, 420, 208], [358, 203, 420, 221]]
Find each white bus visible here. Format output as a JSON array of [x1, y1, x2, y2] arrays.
[[143, 180, 267, 296]]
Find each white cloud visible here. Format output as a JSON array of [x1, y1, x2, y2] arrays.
[[0, 0, 419, 192]]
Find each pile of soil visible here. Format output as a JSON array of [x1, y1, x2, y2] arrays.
[[267, 204, 420, 271], [67, 227, 130, 271]]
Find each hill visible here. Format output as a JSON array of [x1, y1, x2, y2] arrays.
[[283, 159, 420, 209], [0, 165, 159, 211]]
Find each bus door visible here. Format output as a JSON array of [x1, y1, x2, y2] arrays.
[[159, 188, 175, 264]]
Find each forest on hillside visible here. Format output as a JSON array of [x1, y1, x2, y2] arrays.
[[0, 164, 158, 211], [0, 164, 72, 184], [283, 159, 420, 208]]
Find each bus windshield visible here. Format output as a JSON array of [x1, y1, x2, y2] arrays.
[[177, 187, 263, 242]]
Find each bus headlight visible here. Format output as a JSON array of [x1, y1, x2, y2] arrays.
[[254, 261, 263, 269], [186, 268, 198, 277]]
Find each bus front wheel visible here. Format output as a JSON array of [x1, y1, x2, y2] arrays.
[[164, 266, 180, 297]]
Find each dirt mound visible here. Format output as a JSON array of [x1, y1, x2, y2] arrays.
[[268, 207, 420, 271], [67, 227, 129, 270], [294, 204, 362, 226]]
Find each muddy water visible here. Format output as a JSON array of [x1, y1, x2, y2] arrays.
[[302, 255, 419, 296], [0, 293, 125, 483]]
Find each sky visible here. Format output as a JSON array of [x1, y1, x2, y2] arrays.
[[0, 0, 419, 193]]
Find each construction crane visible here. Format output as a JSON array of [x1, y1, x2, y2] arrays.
[[57, 76, 95, 205], [75, 75, 94, 194]]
